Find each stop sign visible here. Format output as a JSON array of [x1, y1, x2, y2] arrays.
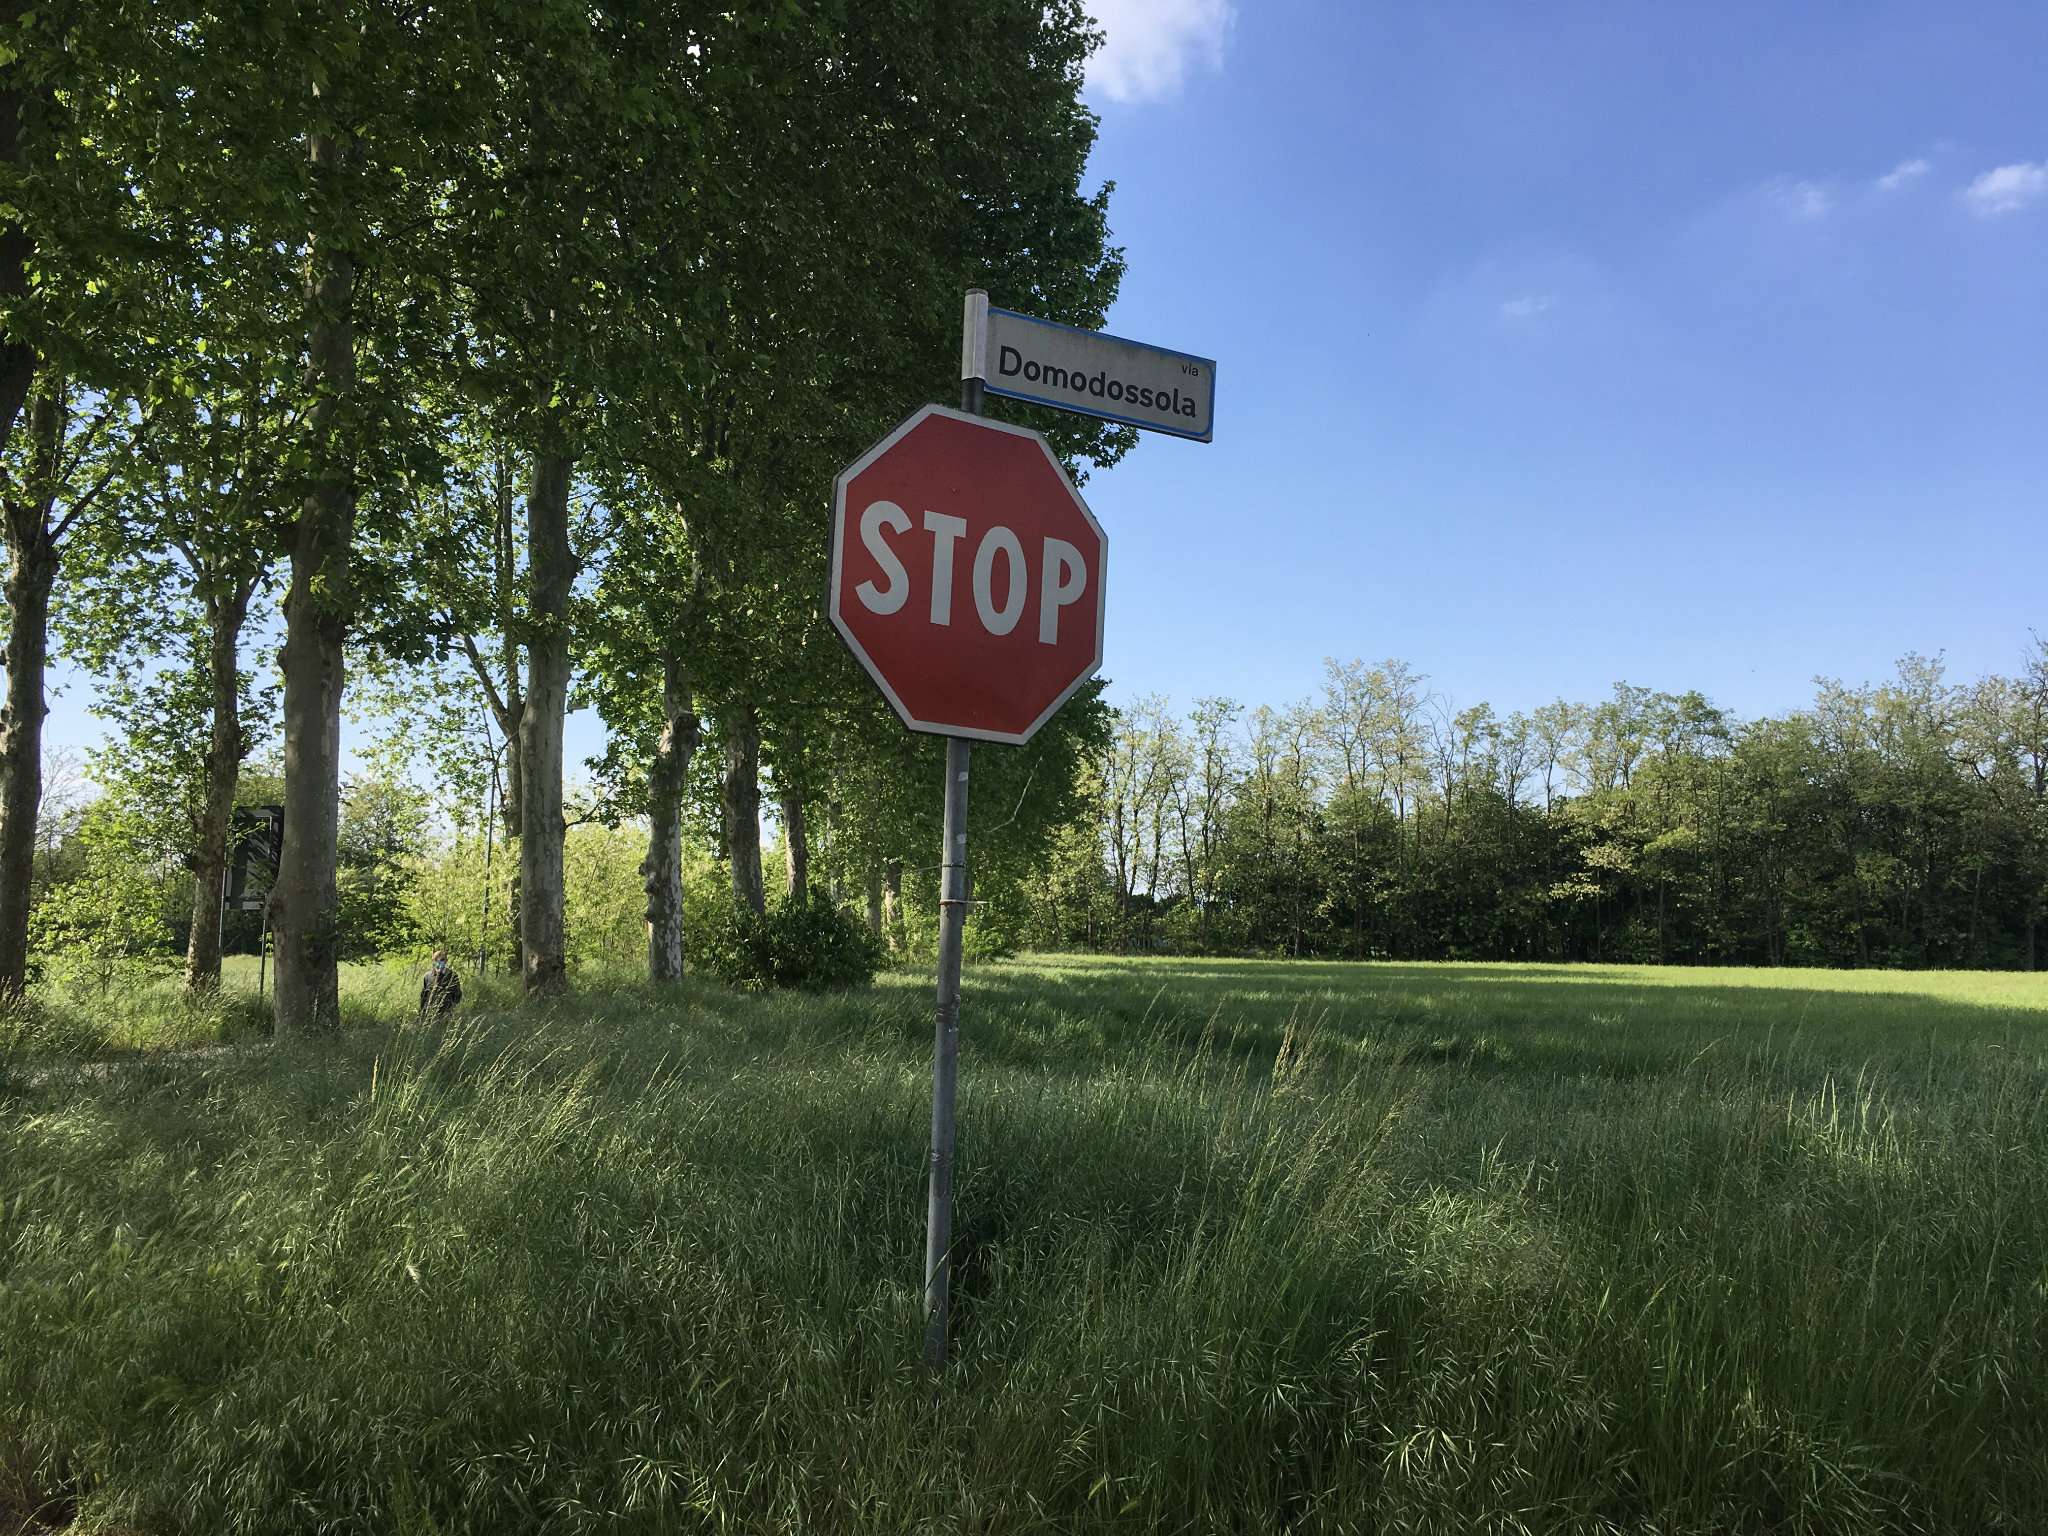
[[830, 404, 1106, 744]]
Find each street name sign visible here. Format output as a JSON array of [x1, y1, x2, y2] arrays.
[[961, 291, 1216, 443], [830, 403, 1106, 745]]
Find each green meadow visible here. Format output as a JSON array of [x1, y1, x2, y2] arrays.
[[4, 956, 2045, 1533]]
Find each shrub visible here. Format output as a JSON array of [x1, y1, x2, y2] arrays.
[[962, 908, 1019, 962], [695, 900, 880, 992], [403, 827, 728, 975], [28, 805, 184, 992], [400, 837, 520, 977]]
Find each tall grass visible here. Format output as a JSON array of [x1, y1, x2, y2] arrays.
[[0, 957, 451, 1070], [2, 958, 2044, 1532]]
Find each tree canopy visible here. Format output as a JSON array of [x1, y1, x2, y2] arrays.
[[4, 0, 1137, 1010]]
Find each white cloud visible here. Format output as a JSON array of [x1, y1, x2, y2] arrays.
[[1875, 157, 1929, 192], [1961, 161, 2048, 216], [1766, 178, 1833, 221], [1499, 295, 1554, 321], [1087, 0, 1234, 104]]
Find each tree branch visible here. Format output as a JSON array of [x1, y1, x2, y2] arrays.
[[454, 624, 514, 734], [54, 405, 155, 540]]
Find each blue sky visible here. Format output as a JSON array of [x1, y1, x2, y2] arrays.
[[38, 2, 2046, 776], [1076, 0, 2047, 724]]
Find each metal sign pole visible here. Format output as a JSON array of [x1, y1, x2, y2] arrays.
[[923, 301, 988, 1370], [922, 732, 971, 1369]]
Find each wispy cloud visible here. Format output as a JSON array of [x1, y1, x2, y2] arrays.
[[1875, 158, 1929, 193], [1499, 295, 1554, 321], [1960, 161, 2048, 217], [1765, 178, 1833, 221], [1087, 0, 1234, 104]]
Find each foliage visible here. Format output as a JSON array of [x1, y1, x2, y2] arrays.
[[962, 905, 1023, 964], [71, 633, 278, 849], [399, 822, 724, 978], [695, 898, 881, 993], [13, 0, 1137, 1007], [562, 825, 660, 973], [336, 776, 429, 962], [1041, 649, 2048, 971], [399, 836, 521, 982], [25, 800, 183, 990]]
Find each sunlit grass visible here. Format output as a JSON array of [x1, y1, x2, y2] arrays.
[[3, 956, 2044, 1532]]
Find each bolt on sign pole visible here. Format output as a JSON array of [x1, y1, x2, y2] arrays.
[[922, 296, 989, 1370]]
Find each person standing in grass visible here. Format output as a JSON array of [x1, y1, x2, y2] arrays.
[[418, 949, 463, 1023]]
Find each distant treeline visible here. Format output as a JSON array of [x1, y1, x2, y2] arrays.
[[1025, 650, 2048, 970]]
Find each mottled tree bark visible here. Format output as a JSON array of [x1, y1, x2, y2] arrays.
[[184, 581, 255, 991], [519, 444, 572, 993], [0, 476, 54, 1000], [721, 706, 764, 914], [780, 786, 809, 907], [642, 646, 697, 981], [0, 4, 38, 453], [0, 11, 51, 1000], [864, 867, 883, 939], [272, 140, 354, 1036], [882, 858, 904, 954]]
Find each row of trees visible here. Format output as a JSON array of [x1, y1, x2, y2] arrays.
[[3, 0, 1126, 1020], [1041, 650, 2048, 970], [29, 754, 688, 988]]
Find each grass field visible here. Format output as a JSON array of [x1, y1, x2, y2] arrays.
[[3, 955, 2045, 1533]]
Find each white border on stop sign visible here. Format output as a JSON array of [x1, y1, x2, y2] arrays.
[[828, 402, 1108, 747]]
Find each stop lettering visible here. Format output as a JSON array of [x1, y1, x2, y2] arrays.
[[829, 404, 1107, 744]]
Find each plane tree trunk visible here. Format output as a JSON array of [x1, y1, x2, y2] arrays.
[[882, 858, 904, 954], [721, 706, 764, 915], [642, 645, 697, 981], [781, 787, 809, 906], [0, 417, 56, 1000], [0, 10, 49, 1000], [272, 147, 355, 1037], [0, 17, 34, 447], [519, 441, 572, 994], [184, 578, 257, 991]]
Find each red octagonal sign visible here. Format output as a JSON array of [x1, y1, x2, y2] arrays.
[[830, 404, 1106, 745]]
